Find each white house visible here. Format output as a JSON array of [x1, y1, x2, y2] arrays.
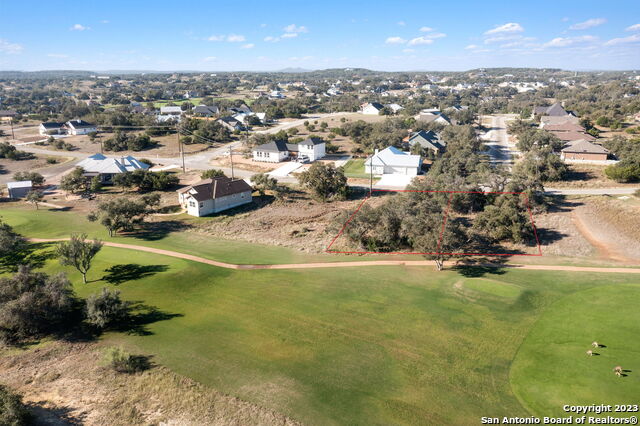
[[75, 153, 150, 183], [365, 146, 421, 176], [177, 176, 253, 217], [415, 109, 451, 125], [7, 181, 32, 199], [65, 119, 97, 135], [39, 122, 65, 135], [253, 137, 326, 163], [385, 103, 404, 114], [361, 102, 384, 115]]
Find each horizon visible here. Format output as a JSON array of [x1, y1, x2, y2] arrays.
[[1, 0, 640, 72]]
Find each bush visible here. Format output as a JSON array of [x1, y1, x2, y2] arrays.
[[201, 169, 225, 179], [604, 161, 640, 182], [12, 172, 45, 186], [46, 157, 58, 164], [102, 346, 149, 374], [0, 385, 32, 425], [85, 288, 129, 329]]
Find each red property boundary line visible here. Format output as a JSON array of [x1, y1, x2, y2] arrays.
[[325, 189, 543, 257]]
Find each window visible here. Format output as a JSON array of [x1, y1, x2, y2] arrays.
[[189, 201, 196, 207]]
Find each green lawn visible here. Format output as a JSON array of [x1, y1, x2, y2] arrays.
[[510, 284, 640, 418], [343, 159, 372, 179], [3, 204, 640, 424], [21, 241, 640, 425]]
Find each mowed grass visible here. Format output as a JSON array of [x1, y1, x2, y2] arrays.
[[26, 241, 640, 425], [510, 284, 640, 417], [343, 159, 371, 179]]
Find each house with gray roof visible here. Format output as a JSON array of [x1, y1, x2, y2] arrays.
[[75, 153, 150, 183], [177, 176, 253, 216], [560, 140, 609, 162], [7, 181, 32, 199], [404, 130, 445, 153], [193, 105, 220, 117], [365, 146, 422, 176], [252, 137, 326, 163]]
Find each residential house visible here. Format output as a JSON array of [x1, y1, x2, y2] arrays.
[[385, 103, 404, 114], [0, 110, 17, 122], [228, 104, 252, 115], [216, 116, 245, 131], [404, 130, 445, 154], [192, 104, 220, 117], [6, 181, 32, 199], [365, 146, 421, 176], [252, 137, 326, 163], [534, 103, 569, 117], [177, 176, 253, 217], [540, 115, 581, 127], [39, 122, 65, 135], [75, 153, 150, 184], [361, 102, 384, 115], [553, 131, 596, 143], [560, 140, 609, 162], [415, 109, 452, 125], [64, 119, 97, 135], [157, 106, 183, 123]]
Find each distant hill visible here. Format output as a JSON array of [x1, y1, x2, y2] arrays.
[[275, 67, 314, 73]]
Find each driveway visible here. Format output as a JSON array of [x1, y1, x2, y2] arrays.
[[267, 161, 304, 177]]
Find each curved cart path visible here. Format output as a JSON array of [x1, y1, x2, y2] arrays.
[[29, 238, 640, 274]]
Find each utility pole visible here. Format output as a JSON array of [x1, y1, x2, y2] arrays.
[[9, 118, 15, 140], [369, 157, 373, 197], [177, 124, 185, 172], [229, 145, 235, 179]]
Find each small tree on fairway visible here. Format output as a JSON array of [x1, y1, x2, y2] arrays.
[[57, 234, 103, 284], [26, 190, 44, 210], [60, 167, 87, 194], [85, 287, 129, 329], [88, 195, 158, 236]]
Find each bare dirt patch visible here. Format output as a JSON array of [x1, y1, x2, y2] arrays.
[[0, 341, 300, 425], [552, 164, 636, 189]]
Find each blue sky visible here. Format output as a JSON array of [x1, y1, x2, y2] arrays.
[[1, 0, 639, 71]]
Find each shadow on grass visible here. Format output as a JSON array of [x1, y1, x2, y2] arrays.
[[0, 241, 57, 273], [116, 302, 183, 336], [129, 220, 192, 241], [27, 401, 79, 425], [100, 264, 168, 285], [453, 257, 509, 277]]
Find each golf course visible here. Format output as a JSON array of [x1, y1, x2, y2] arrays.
[[1, 203, 639, 425]]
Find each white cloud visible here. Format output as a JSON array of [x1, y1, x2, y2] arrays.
[[402, 48, 415, 53], [464, 44, 479, 50], [561, 17, 570, 22], [385, 36, 406, 44], [281, 32, 298, 39], [425, 32, 446, 39], [100, 20, 110, 24], [208, 34, 246, 42], [70, 24, 90, 31], [0, 39, 23, 54], [397, 21, 406, 26], [604, 33, 640, 45], [47, 53, 68, 58], [226, 34, 245, 42], [241, 43, 255, 49], [260, 23, 267, 28], [407, 36, 434, 46], [626, 23, 640, 31], [484, 23, 524, 35], [264, 36, 278, 42], [569, 18, 606, 30], [544, 35, 597, 47], [202, 56, 217, 62], [283, 24, 308, 33], [419, 26, 433, 32]]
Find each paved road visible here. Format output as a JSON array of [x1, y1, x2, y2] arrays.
[[29, 238, 640, 273], [481, 114, 519, 167]]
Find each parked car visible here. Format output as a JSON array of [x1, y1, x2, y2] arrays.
[[297, 155, 310, 163]]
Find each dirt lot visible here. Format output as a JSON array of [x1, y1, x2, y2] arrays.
[[190, 193, 362, 253], [0, 341, 299, 425], [0, 155, 75, 185], [552, 163, 637, 189]]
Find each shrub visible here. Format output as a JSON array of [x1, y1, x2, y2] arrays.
[[85, 288, 129, 329], [201, 169, 225, 179], [46, 157, 58, 164], [13, 171, 45, 186], [0, 385, 32, 425], [102, 346, 149, 373]]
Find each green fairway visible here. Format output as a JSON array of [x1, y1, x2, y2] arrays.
[[22, 240, 640, 425], [510, 284, 640, 417]]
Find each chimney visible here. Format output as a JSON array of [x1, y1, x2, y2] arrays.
[[374, 149, 379, 155]]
